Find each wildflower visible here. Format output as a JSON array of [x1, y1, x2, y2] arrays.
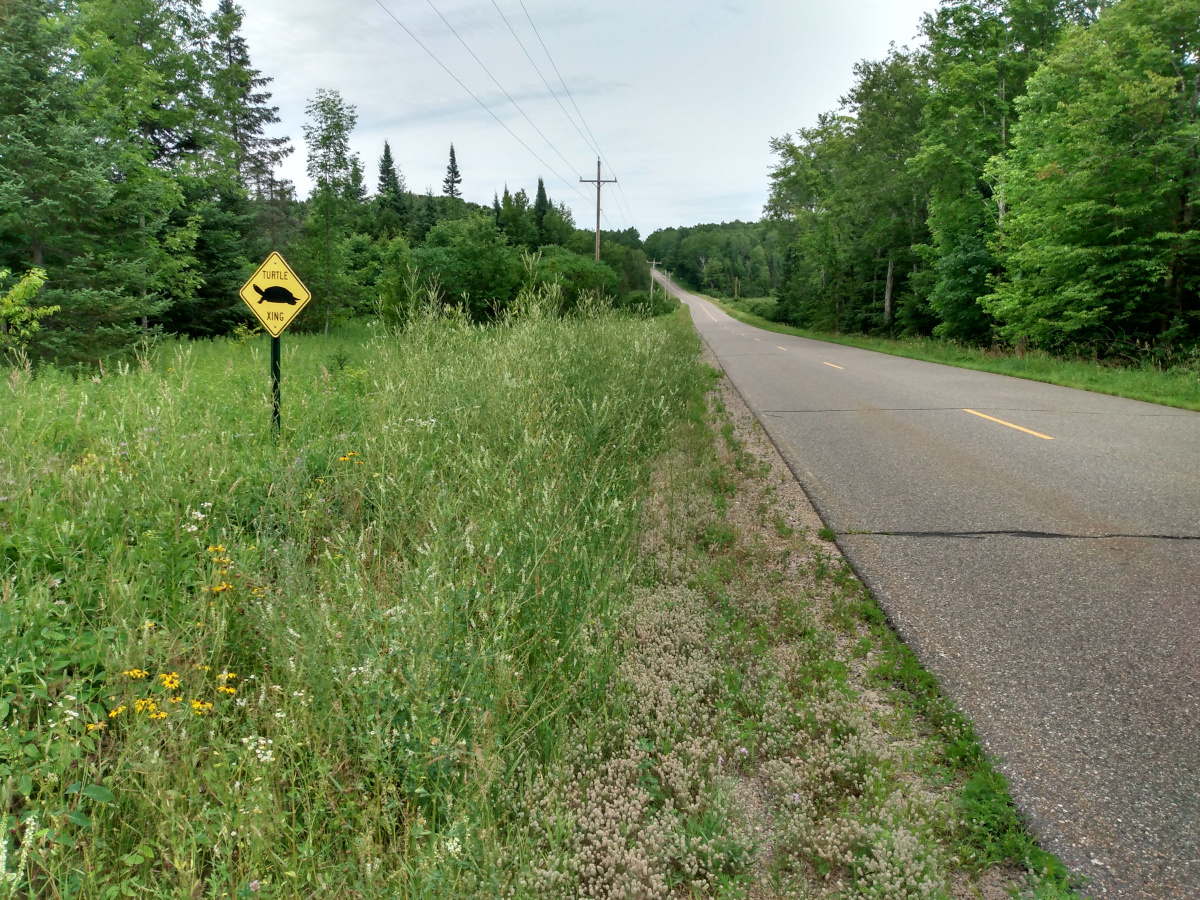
[[158, 672, 181, 690], [191, 510, 206, 521], [194, 664, 211, 671], [86, 722, 106, 733], [185, 524, 199, 533], [149, 710, 168, 720], [236, 697, 248, 708], [134, 698, 158, 715], [141, 620, 156, 631], [122, 668, 150, 680], [201, 502, 212, 509], [207, 545, 227, 553], [218, 686, 237, 696], [241, 736, 275, 763], [169, 696, 183, 704], [249, 881, 261, 893], [209, 582, 233, 594], [190, 699, 213, 716], [217, 671, 237, 682]]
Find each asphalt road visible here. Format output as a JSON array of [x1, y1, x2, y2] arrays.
[[657, 273, 1200, 899]]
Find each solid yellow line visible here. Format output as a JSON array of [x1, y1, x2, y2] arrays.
[[777, 346, 787, 351], [963, 409, 1054, 440], [703, 305, 717, 321], [823, 362, 844, 370]]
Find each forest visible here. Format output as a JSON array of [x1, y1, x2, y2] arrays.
[[0, 0, 656, 365], [649, 0, 1199, 361]]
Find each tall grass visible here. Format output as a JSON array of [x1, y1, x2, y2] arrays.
[[1, 309, 704, 896]]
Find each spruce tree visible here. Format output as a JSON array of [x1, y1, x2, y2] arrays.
[[209, 0, 292, 193], [493, 192, 502, 220], [377, 140, 410, 227], [414, 189, 438, 243], [534, 177, 550, 242], [442, 144, 463, 199]]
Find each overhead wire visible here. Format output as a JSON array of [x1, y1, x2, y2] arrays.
[[370, 0, 593, 208], [422, 0, 585, 189], [516, 0, 639, 234]]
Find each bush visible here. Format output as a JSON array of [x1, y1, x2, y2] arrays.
[[412, 213, 521, 319]]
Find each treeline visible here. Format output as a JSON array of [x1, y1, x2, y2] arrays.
[[645, 222, 785, 298], [657, 0, 1199, 359], [0, 0, 654, 365]]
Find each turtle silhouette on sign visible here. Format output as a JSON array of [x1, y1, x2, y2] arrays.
[[254, 284, 299, 305]]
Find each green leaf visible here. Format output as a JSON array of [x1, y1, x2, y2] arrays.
[[23, 742, 39, 759], [66, 810, 92, 828], [17, 774, 33, 796], [0, 699, 9, 720], [82, 784, 115, 804]]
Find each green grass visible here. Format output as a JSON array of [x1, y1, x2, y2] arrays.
[[703, 294, 1200, 412], [0, 310, 707, 897]]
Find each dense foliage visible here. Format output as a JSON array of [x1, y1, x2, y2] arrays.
[[653, 0, 1198, 359], [0, 0, 650, 364]]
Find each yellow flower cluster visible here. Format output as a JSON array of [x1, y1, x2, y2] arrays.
[[158, 672, 181, 690], [122, 669, 150, 680], [108, 706, 126, 719], [209, 582, 233, 594], [338, 451, 360, 462], [134, 698, 166, 719], [86, 722, 106, 733], [207, 544, 227, 554], [141, 620, 156, 631], [191, 699, 213, 716]]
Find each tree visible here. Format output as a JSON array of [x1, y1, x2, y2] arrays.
[[0, 267, 57, 354], [985, 0, 1200, 350], [498, 187, 538, 249], [534, 177, 550, 241], [914, 0, 1097, 341], [303, 88, 357, 335], [413, 189, 438, 243], [443, 144, 463, 199], [412, 214, 520, 318], [209, 0, 292, 193], [377, 140, 409, 233]]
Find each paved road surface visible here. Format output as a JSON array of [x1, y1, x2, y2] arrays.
[[658, 273, 1200, 899]]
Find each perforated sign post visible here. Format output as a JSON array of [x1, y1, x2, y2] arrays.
[[239, 252, 312, 435]]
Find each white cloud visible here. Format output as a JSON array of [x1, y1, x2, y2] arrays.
[[223, 0, 936, 234]]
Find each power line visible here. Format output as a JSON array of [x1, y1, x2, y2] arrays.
[[370, 0, 592, 208], [488, 0, 598, 158], [423, 0, 586, 188], [517, 0, 639, 234]]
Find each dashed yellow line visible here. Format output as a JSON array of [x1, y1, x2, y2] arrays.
[[777, 346, 787, 351], [964, 409, 1054, 440], [823, 362, 844, 370]]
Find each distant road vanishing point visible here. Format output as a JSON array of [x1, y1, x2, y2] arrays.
[[658, 271, 1200, 899]]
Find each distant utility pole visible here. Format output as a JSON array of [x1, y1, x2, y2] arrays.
[[580, 158, 616, 262], [648, 259, 662, 301]]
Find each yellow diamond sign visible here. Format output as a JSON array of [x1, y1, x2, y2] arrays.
[[239, 252, 312, 337]]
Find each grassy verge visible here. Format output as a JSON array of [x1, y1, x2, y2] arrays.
[[700, 293, 1200, 412], [637, 364, 1084, 898], [0, 309, 709, 897]]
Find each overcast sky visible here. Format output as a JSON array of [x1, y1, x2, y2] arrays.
[[226, 0, 938, 236]]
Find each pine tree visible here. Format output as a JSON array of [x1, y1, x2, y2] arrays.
[[377, 140, 409, 227], [492, 192, 502, 220], [442, 144, 463, 199], [534, 177, 550, 242], [209, 0, 292, 193]]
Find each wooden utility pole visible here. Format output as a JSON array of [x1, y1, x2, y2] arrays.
[[580, 158, 616, 261], [648, 259, 662, 301]]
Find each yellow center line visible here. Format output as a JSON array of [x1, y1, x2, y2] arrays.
[[963, 409, 1054, 440], [777, 346, 787, 351], [823, 362, 844, 370], [703, 305, 717, 322]]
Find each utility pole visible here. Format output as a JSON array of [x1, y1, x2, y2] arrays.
[[580, 158, 616, 262], [648, 259, 662, 302]]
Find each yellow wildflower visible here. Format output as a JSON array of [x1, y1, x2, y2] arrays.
[[158, 672, 181, 690], [134, 698, 158, 715], [217, 685, 237, 695], [190, 700, 213, 716], [122, 668, 150, 680], [217, 671, 237, 682], [108, 705, 126, 718], [86, 722, 106, 733], [141, 620, 156, 630], [149, 711, 168, 721], [209, 582, 233, 594], [169, 696, 183, 704], [194, 664, 211, 672], [207, 545, 227, 553]]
